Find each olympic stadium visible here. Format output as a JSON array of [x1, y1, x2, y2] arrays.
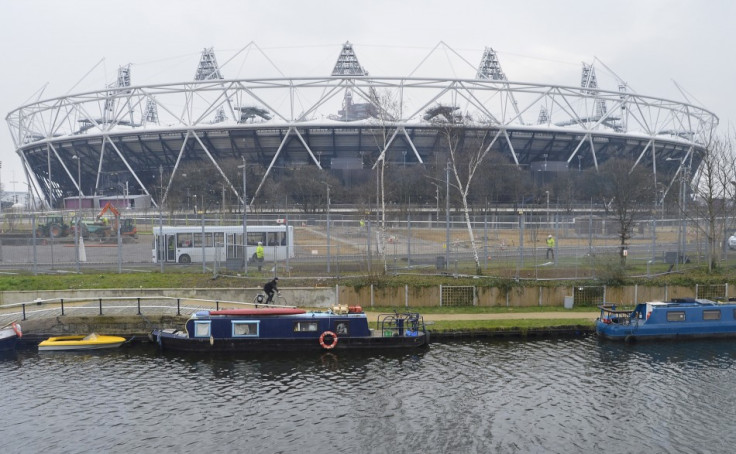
[[5, 42, 719, 210]]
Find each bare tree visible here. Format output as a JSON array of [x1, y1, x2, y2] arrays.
[[687, 134, 736, 271], [587, 158, 654, 264], [439, 121, 501, 274], [368, 87, 400, 272]]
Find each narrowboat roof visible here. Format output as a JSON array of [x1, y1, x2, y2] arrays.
[[209, 308, 307, 316]]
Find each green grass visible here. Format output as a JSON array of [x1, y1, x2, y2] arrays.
[[426, 318, 595, 331], [366, 305, 598, 314], [0, 273, 249, 291], [367, 318, 594, 331]]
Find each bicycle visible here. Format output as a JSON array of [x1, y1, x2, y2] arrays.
[[253, 291, 286, 306]]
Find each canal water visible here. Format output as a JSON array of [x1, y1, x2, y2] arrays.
[[2, 336, 735, 453]]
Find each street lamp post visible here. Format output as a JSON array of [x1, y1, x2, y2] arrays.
[[159, 165, 164, 273], [326, 184, 331, 274], [239, 158, 248, 274], [72, 155, 81, 272], [445, 161, 450, 271]]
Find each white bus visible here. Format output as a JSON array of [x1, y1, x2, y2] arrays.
[[152, 225, 294, 264]]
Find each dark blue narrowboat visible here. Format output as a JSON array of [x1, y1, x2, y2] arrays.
[[152, 306, 429, 352], [596, 298, 736, 342], [0, 322, 22, 351]]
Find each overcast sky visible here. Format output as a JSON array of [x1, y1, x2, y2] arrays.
[[1, 0, 733, 192]]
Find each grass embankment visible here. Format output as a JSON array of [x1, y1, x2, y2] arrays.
[[366, 306, 598, 332], [421, 319, 594, 332]]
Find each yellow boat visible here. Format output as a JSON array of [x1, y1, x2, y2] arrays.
[[38, 333, 126, 351]]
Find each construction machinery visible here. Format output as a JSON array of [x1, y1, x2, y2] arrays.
[[35, 216, 70, 238], [97, 203, 137, 238]]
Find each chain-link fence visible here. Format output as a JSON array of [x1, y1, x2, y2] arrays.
[[0, 208, 727, 278]]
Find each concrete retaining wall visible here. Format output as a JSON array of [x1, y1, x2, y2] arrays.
[[1, 284, 726, 309]]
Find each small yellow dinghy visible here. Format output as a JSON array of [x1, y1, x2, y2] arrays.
[[38, 333, 126, 351]]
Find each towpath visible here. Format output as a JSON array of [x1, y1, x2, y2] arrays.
[[364, 311, 598, 321]]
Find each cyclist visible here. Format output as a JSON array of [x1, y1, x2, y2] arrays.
[[263, 277, 279, 304]]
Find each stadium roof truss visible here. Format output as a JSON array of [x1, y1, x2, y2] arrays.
[[6, 74, 718, 208]]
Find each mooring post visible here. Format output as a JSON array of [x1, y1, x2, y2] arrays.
[[137, 298, 141, 315], [177, 298, 181, 316], [60, 298, 65, 316], [99, 298, 103, 315]]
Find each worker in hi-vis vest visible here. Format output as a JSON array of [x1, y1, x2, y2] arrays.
[[255, 241, 265, 271], [546, 235, 555, 260]]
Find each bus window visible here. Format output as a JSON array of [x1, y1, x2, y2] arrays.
[[247, 232, 265, 245], [214, 232, 224, 248], [178, 233, 193, 248]]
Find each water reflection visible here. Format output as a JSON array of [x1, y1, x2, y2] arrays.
[[1, 338, 736, 453]]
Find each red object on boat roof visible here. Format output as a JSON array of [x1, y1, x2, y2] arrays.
[[209, 308, 306, 316]]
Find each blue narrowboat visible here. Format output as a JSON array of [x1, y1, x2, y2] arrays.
[[152, 305, 429, 352], [596, 298, 736, 342]]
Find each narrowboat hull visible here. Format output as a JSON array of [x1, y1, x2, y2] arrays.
[[596, 324, 736, 341], [152, 329, 428, 352], [596, 298, 736, 342], [151, 307, 429, 353], [0, 323, 22, 351], [0, 335, 19, 352]]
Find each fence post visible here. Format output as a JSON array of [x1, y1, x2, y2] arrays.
[[32, 214, 37, 275]]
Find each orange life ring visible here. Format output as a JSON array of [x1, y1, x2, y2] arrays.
[[319, 331, 338, 350], [12, 322, 22, 338]]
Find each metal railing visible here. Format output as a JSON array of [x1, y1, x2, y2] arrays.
[[0, 295, 294, 325]]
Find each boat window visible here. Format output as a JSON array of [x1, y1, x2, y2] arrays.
[[703, 310, 721, 321], [666, 311, 686, 322], [232, 321, 259, 337], [334, 321, 350, 336], [193, 321, 211, 337], [294, 321, 318, 332]]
